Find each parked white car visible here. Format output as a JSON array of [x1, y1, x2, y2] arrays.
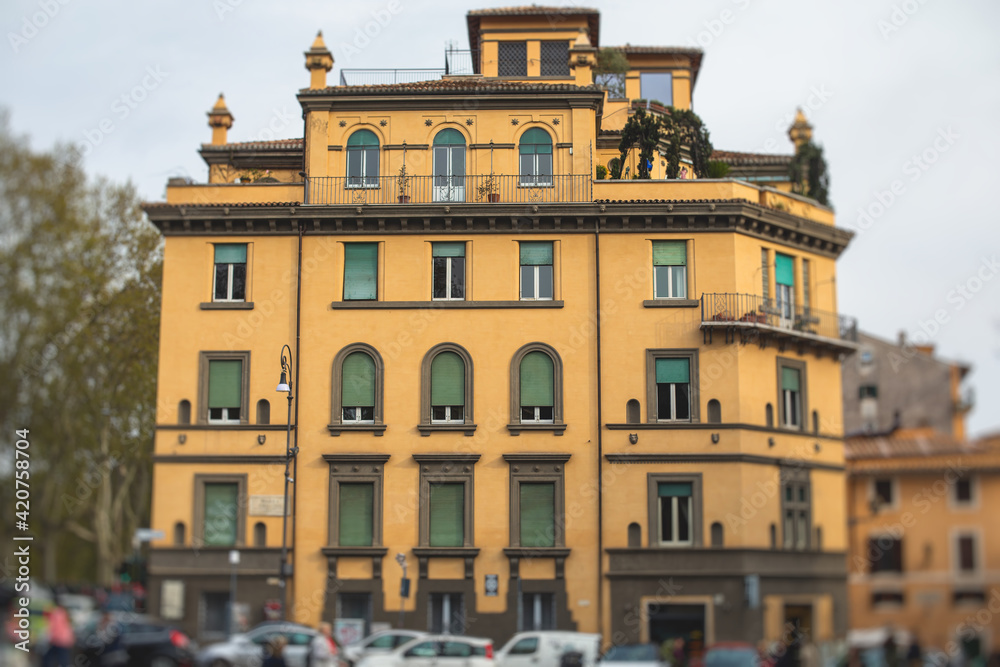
[[496, 632, 602, 667], [195, 621, 317, 667], [357, 635, 494, 667], [342, 630, 427, 667]]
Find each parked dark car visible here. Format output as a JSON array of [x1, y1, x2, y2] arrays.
[[75, 612, 196, 667]]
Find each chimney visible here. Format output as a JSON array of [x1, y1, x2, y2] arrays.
[[569, 29, 597, 87], [897, 330, 906, 347], [788, 108, 813, 149], [207, 94, 234, 146], [305, 31, 334, 90]]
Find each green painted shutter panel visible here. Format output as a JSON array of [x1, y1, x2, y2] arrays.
[[429, 483, 464, 547], [652, 241, 686, 266], [215, 244, 247, 263], [520, 128, 552, 154], [657, 482, 692, 497], [520, 352, 554, 407], [782, 367, 801, 392], [344, 243, 378, 300], [520, 242, 553, 266], [339, 483, 374, 547], [431, 352, 464, 406], [208, 360, 242, 408], [432, 242, 465, 257], [775, 253, 794, 286], [520, 483, 555, 547], [347, 130, 379, 146], [342, 352, 375, 407], [655, 358, 689, 384], [433, 128, 466, 145], [204, 483, 238, 545]]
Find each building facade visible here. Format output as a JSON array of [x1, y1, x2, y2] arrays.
[[144, 6, 857, 648]]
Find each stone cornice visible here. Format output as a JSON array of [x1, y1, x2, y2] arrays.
[[145, 200, 852, 258]]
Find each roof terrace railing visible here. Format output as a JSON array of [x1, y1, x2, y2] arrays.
[[306, 174, 591, 205], [339, 69, 446, 87]]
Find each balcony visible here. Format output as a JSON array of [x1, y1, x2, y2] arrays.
[[305, 174, 591, 205], [339, 68, 446, 86], [700, 292, 858, 356]]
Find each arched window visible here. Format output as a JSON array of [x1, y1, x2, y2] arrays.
[[254, 522, 266, 547], [330, 344, 385, 435], [432, 129, 467, 202], [347, 130, 379, 188], [765, 403, 774, 428], [710, 522, 724, 547], [420, 344, 475, 433], [256, 399, 270, 425], [174, 522, 185, 546], [707, 399, 722, 424], [178, 400, 191, 425], [519, 128, 553, 187], [627, 522, 642, 547], [626, 399, 640, 424], [509, 343, 565, 434]]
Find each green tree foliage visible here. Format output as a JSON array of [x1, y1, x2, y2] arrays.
[[660, 107, 713, 179], [594, 48, 629, 99], [789, 141, 831, 207], [706, 160, 731, 179], [0, 111, 162, 585], [618, 109, 661, 179]]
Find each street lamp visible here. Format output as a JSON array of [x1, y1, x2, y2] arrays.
[[276, 344, 298, 619]]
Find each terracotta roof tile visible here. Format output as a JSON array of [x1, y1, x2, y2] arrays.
[[611, 45, 702, 56], [467, 6, 599, 16], [201, 139, 304, 151], [712, 149, 792, 166], [143, 201, 302, 209], [302, 78, 604, 96], [844, 433, 973, 460]]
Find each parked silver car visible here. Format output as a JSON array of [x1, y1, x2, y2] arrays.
[[195, 622, 318, 667], [342, 630, 427, 667]]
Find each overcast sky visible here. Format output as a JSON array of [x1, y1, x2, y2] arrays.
[[3, 0, 998, 436]]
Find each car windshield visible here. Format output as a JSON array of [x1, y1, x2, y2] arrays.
[[603, 645, 659, 662], [705, 648, 759, 667]]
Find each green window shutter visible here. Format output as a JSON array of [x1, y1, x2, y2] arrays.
[[215, 244, 247, 263], [520, 482, 555, 547], [433, 129, 466, 146], [344, 243, 378, 300], [520, 242, 553, 266], [429, 483, 464, 547], [432, 242, 465, 257], [775, 253, 794, 286], [655, 358, 689, 384], [761, 249, 770, 300], [782, 367, 801, 392], [347, 130, 379, 146], [652, 241, 686, 266], [520, 351, 554, 407], [431, 352, 465, 406], [208, 360, 242, 408], [204, 483, 238, 546], [339, 483, 374, 547], [342, 352, 376, 407], [519, 128, 552, 154], [657, 482, 692, 497]]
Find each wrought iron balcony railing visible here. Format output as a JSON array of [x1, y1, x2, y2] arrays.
[[339, 69, 446, 86], [305, 174, 592, 205], [700, 292, 858, 349]]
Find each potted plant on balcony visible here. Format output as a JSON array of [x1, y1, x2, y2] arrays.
[[397, 164, 410, 203], [477, 173, 500, 203]]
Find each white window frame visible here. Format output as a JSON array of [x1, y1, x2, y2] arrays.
[[520, 264, 554, 301], [781, 386, 801, 428], [342, 406, 375, 424], [213, 245, 247, 303], [432, 254, 465, 301], [430, 405, 464, 425], [521, 406, 554, 424], [656, 381, 691, 422], [657, 493, 693, 547], [208, 406, 241, 425], [654, 264, 687, 299]]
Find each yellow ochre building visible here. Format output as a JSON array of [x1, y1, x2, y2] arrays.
[[144, 6, 857, 648]]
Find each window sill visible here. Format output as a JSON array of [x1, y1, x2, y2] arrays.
[[200, 302, 254, 310], [331, 300, 564, 310], [503, 547, 570, 558], [418, 423, 478, 437], [507, 423, 567, 436], [643, 299, 699, 308], [327, 423, 387, 437], [321, 546, 388, 557], [412, 547, 480, 558]]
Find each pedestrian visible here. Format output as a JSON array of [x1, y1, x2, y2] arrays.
[[264, 635, 288, 667], [672, 637, 686, 667], [97, 612, 128, 667], [906, 636, 922, 667], [310, 622, 338, 667], [43, 604, 75, 667]]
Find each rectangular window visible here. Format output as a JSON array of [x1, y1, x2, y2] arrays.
[[520, 242, 554, 300], [781, 472, 810, 550], [429, 482, 465, 547], [213, 244, 247, 302], [775, 253, 795, 320], [954, 478, 973, 504], [873, 478, 894, 507], [780, 365, 802, 428], [498, 42, 527, 77], [521, 593, 556, 631], [431, 352, 465, 424], [203, 482, 239, 546], [958, 535, 976, 572], [869, 536, 903, 573], [639, 72, 673, 106], [653, 241, 687, 299], [520, 352, 555, 423], [655, 358, 691, 421], [429, 593, 465, 635], [539, 41, 569, 77], [658, 482, 693, 546], [338, 483, 374, 547], [953, 590, 986, 606], [859, 385, 879, 399], [507, 455, 565, 548], [519, 482, 555, 548], [344, 243, 378, 301], [208, 359, 243, 424], [432, 242, 466, 300], [871, 591, 904, 606], [338, 593, 372, 637]]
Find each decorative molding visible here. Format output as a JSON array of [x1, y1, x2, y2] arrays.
[[417, 424, 478, 436], [153, 454, 287, 464], [507, 423, 568, 436], [323, 453, 392, 464], [322, 547, 388, 580], [502, 453, 572, 463], [412, 453, 482, 464], [605, 452, 845, 471], [604, 421, 844, 441], [327, 423, 387, 437], [642, 299, 699, 308], [156, 424, 292, 431], [199, 301, 255, 310], [331, 300, 564, 310], [411, 547, 480, 580]]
